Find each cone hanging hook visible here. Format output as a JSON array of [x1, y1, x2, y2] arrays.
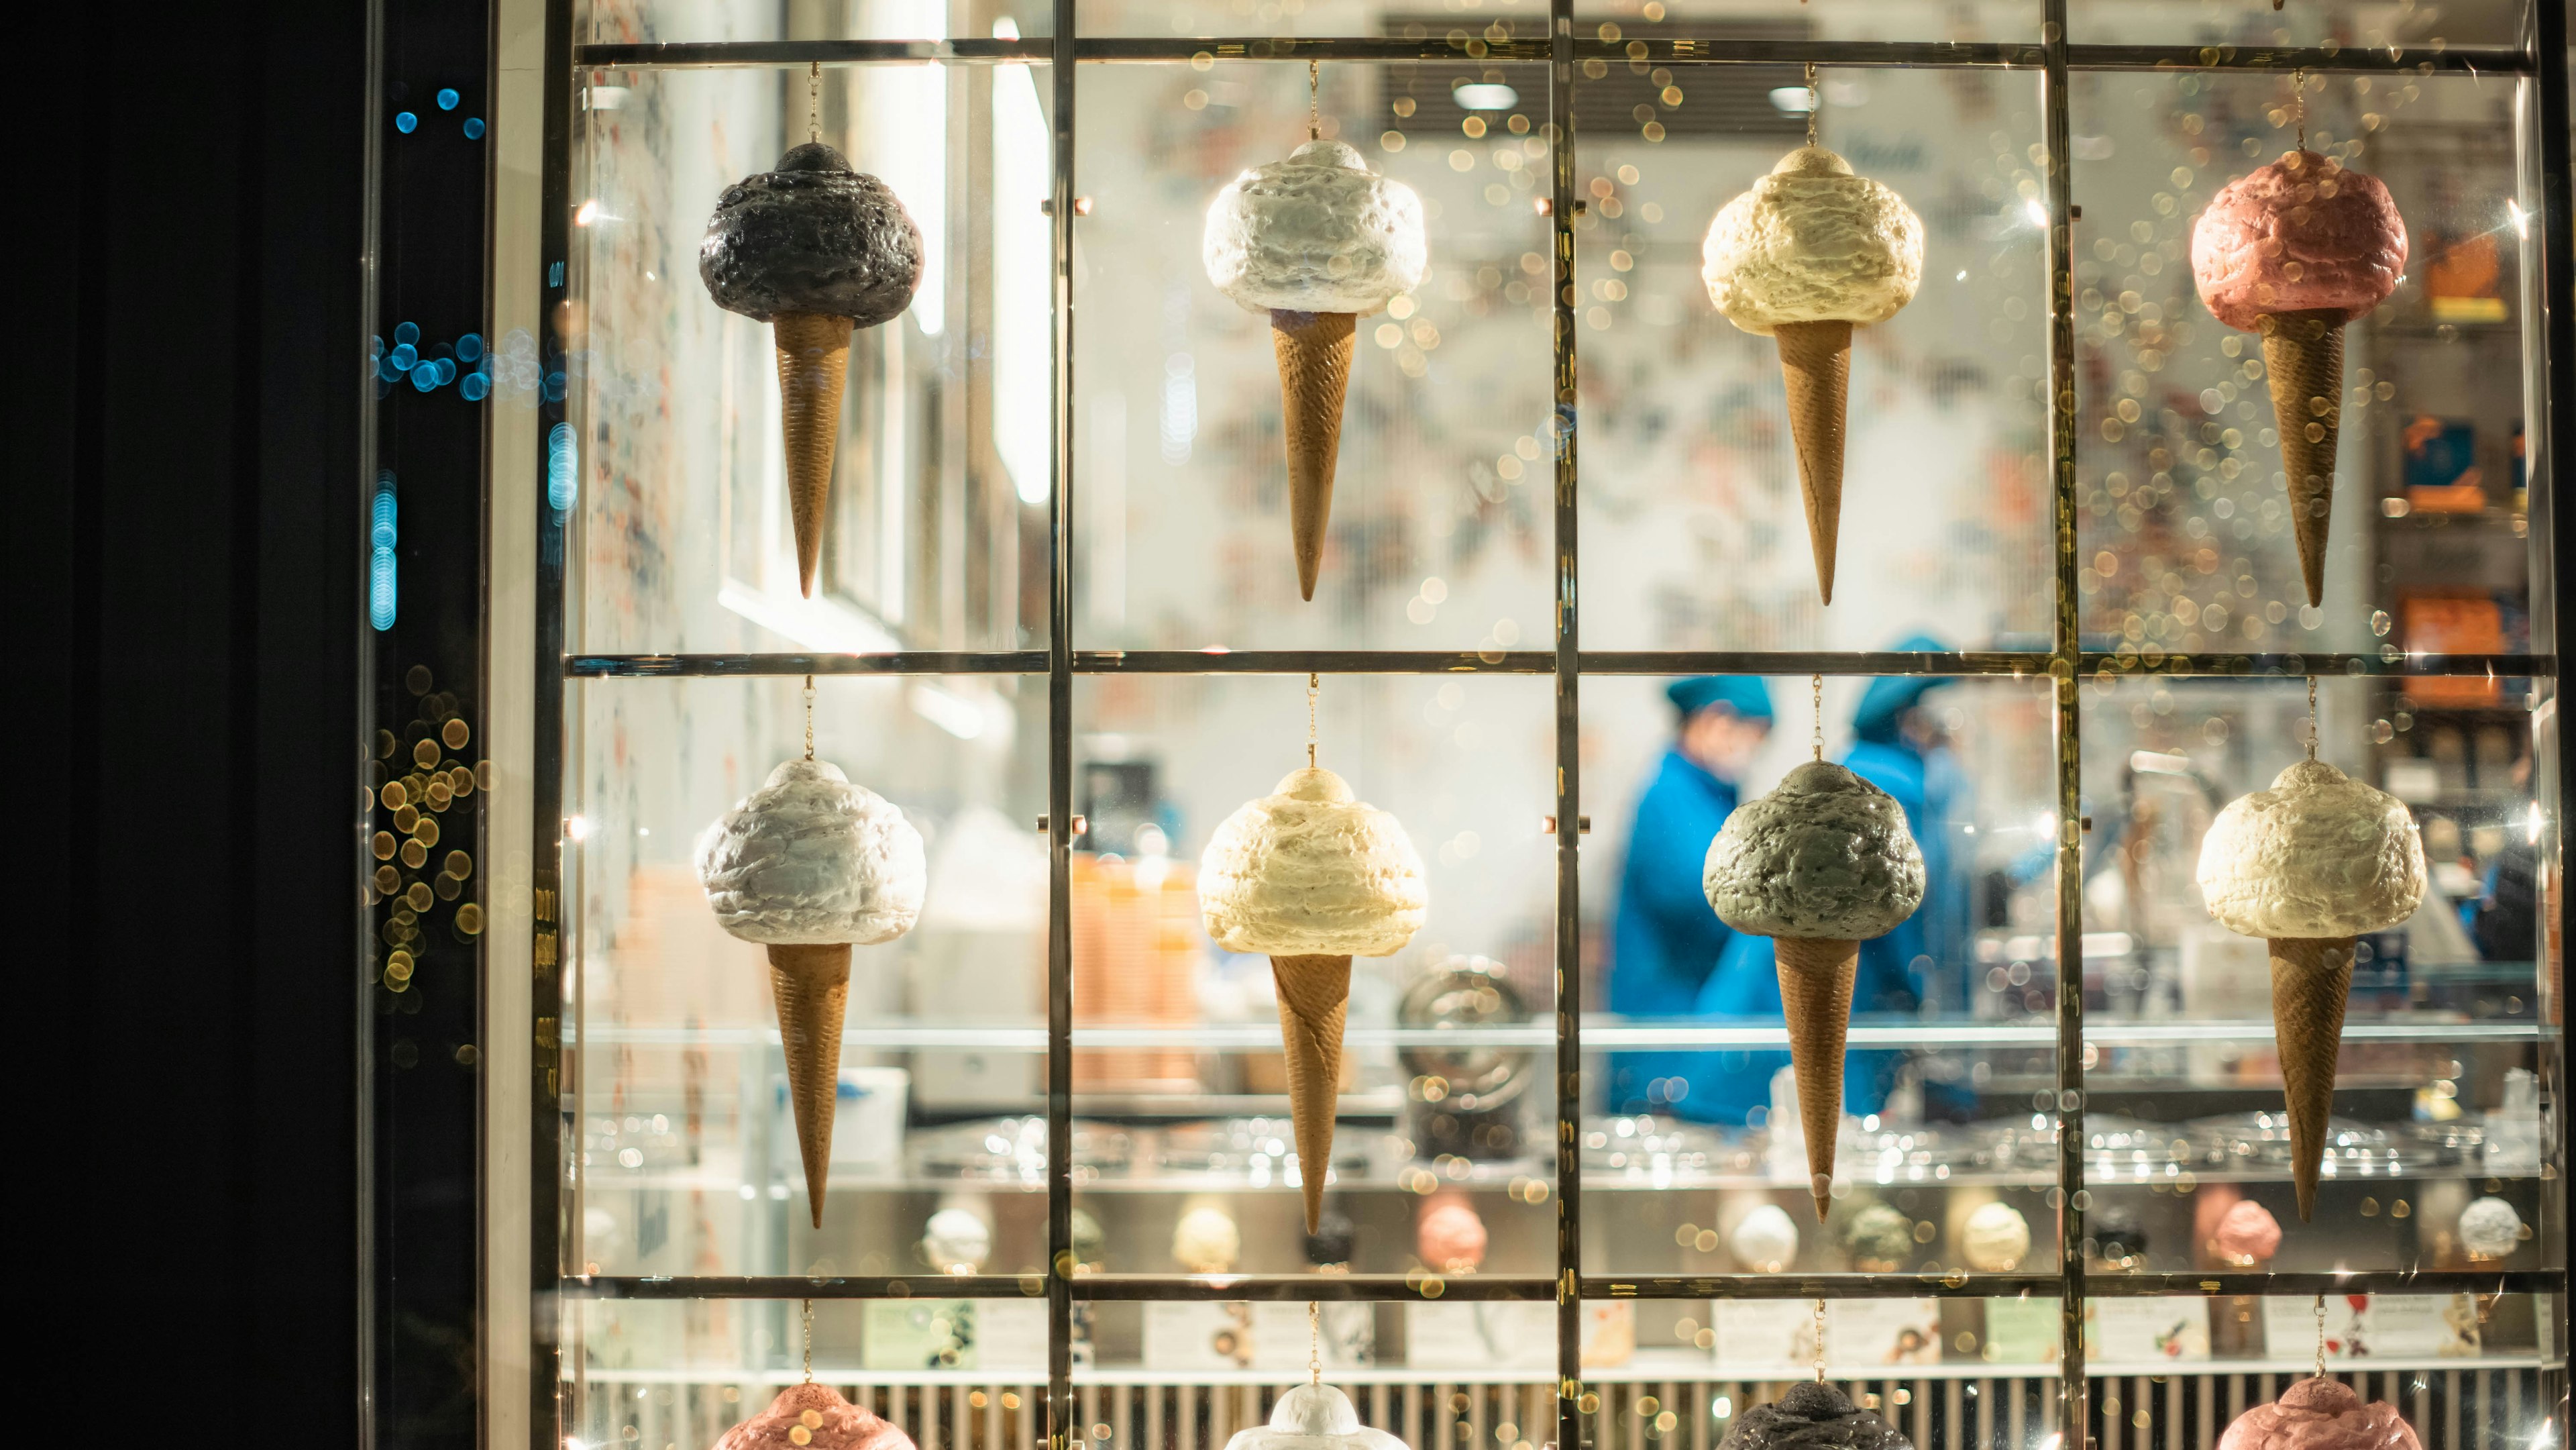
[[2312, 1293, 2326, 1378], [1309, 1300, 1323, 1386], [808, 60, 821, 145], [2305, 676, 2318, 762], [804, 674, 818, 762], [1811, 674, 1825, 762], [1812, 1298, 1829, 1381], [1308, 60, 1322, 142], [1307, 672, 1321, 769], [802, 1297, 816, 1384]]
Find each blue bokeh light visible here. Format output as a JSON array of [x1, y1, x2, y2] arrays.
[[461, 372, 490, 402], [547, 423, 579, 512], [411, 366, 439, 393], [368, 473, 399, 631], [463, 118, 485, 140], [436, 87, 460, 111], [433, 358, 458, 384], [395, 110, 418, 134], [393, 321, 420, 345], [378, 357, 403, 382], [456, 333, 484, 362], [389, 342, 417, 370]]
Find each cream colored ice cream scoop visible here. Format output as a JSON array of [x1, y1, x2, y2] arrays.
[[1199, 765, 1424, 1232], [1173, 1204, 1242, 1274], [1730, 1204, 1800, 1272], [1705, 759, 1924, 1219], [1701, 146, 1924, 606], [1962, 1201, 2032, 1272], [2458, 1196, 2523, 1261], [2197, 757, 2424, 1221], [698, 757, 926, 1228]]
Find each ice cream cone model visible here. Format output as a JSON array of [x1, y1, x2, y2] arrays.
[[699, 758, 926, 1226], [1703, 760, 1925, 1217], [2218, 1377, 2420, 1450], [2196, 758, 2424, 1219], [2212, 1199, 2284, 1268], [1721, 1382, 1912, 1450], [1962, 1201, 2032, 1274], [720, 1383, 917, 1450], [703, 142, 925, 597], [1701, 148, 1924, 604], [2191, 151, 2406, 606], [1199, 766, 1426, 1230], [1223, 1383, 1411, 1450], [1205, 140, 1427, 599], [1730, 1204, 1800, 1274]]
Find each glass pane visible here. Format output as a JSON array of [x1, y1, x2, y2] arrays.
[[1070, 60, 1556, 650], [1575, 71, 2055, 650], [2072, 0, 2528, 54], [568, 674, 1052, 1278], [571, 61, 1048, 656], [582, 0, 1053, 48]]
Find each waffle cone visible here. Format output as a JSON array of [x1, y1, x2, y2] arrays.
[[1270, 310, 1358, 601], [1774, 936, 1859, 1219], [768, 941, 853, 1229], [773, 311, 855, 599], [2267, 935, 2354, 1222], [1773, 320, 1853, 605], [2257, 310, 2347, 607], [1271, 953, 1353, 1233]]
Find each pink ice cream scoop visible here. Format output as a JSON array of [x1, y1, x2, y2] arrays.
[[2212, 1200, 2284, 1265], [2217, 1378, 2420, 1450], [2191, 152, 2406, 331], [1417, 1200, 1489, 1272], [718, 1384, 917, 1450], [2188, 150, 2408, 609]]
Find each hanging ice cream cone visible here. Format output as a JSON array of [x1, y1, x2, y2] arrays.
[[769, 941, 854, 1227], [2268, 935, 2355, 1222], [1774, 935, 1860, 1219], [773, 311, 856, 598], [1772, 319, 1854, 605], [1269, 309, 1358, 601], [1270, 952, 1354, 1232], [2257, 310, 2346, 608]]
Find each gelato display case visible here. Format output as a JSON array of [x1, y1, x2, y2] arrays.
[[422, 0, 2569, 1447]]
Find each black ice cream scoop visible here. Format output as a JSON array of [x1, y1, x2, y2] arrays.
[[699, 142, 924, 597], [1720, 1383, 1912, 1450]]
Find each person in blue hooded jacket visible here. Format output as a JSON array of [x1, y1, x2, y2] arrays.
[[1606, 676, 1773, 1113], [1678, 637, 1980, 1126]]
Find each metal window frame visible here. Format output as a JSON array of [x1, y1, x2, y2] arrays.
[[526, 4, 2574, 1448]]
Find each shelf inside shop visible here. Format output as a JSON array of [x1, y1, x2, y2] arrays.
[[566, 1353, 2559, 1390], [568, 1017, 2550, 1052]]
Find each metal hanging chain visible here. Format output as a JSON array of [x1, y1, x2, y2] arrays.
[[2306, 676, 2318, 762], [1309, 60, 1322, 142], [803, 1298, 816, 1383], [1812, 1298, 1828, 1381], [808, 60, 821, 145], [2312, 1294, 2327, 1378], [1307, 672, 1320, 768], [804, 674, 817, 762], [1805, 63, 1819, 148], [1309, 1300, 1322, 1386], [2292, 68, 2306, 152], [1812, 674, 1825, 762]]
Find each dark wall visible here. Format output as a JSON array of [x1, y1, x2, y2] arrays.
[[20, 0, 370, 1433]]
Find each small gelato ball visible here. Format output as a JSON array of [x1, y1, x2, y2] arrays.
[[1417, 1200, 1488, 1273], [2216, 1378, 2420, 1450], [1730, 1204, 1801, 1273], [1199, 767, 1428, 956], [1841, 1202, 1915, 1270], [1204, 140, 1428, 317], [1173, 1205, 1242, 1273], [2196, 760, 2426, 939], [1071, 1208, 1107, 1270], [2089, 1207, 2150, 1269], [2192, 151, 2408, 333], [1704, 761, 1927, 939], [1701, 147, 1925, 337], [2212, 1200, 2284, 1265], [1719, 1382, 1911, 1450], [2458, 1196, 2524, 1261], [697, 759, 926, 945], [701, 142, 924, 327], [921, 1207, 991, 1272], [718, 1384, 914, 1450], [1962, 1202, 2032, 1273], [1222, 1384, 1407, 1450], [1305, 1210, 1356, 1268]]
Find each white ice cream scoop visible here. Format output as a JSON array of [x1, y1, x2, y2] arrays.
[[1222, 1384, 1409, 1450]]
